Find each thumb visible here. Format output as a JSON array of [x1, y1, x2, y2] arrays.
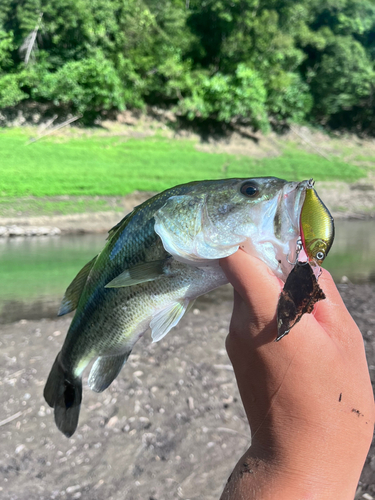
[[313, 269, 363, 346]]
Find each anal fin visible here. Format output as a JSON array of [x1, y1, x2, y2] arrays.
[[150, 299, 189, 343], [88, 352, 130, 393]]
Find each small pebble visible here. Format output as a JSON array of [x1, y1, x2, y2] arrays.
[[66, 485, 80, 494]]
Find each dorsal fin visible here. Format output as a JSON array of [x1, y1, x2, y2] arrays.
[[106, 219, 123, 241], [106, 211, 134, 241], [58, 256, 97, 316]]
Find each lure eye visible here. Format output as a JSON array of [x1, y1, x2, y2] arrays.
[[316, 251, 325, 261], [240, 182, 258, 197]]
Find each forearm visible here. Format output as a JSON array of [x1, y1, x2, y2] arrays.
[[222, 330, 372, 500]]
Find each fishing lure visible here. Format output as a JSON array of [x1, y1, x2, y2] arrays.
[[300, 179, 335, 265], [276, 179, 335, 341]]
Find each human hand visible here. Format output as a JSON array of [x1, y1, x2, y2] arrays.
[[219, 250, 375, 500]]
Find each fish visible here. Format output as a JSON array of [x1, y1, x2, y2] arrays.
[[276, 179, 335, 340], [44, 177, 322, 437]]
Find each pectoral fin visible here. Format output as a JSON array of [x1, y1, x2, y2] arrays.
[[105, 259, 168, 288], [150, 300, 189, 343], [58, 256, 97, 316], [88, 351, 130, 393]]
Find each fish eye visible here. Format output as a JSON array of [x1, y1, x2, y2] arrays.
[[240, 182, 258, 197], [316, 251, 325, 261]]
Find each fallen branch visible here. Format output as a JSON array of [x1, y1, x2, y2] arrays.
[[38, 113, 58, 134], [24, 12, 43, 65], [213, 364, 234, 371], [216, 426, 250, 439], [27, 115, 82, 145], [0, 411, 23, 427], [290, 126, 331, 161]]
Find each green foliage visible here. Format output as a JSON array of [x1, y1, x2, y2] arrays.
[[1, 0, 375, 131], [31, 50, 127, 112], [266, 73, 313, 124], [0, 29, 14, 69], [308, 37, 373, 118], [176, 64, 269, 131], [0, 73, 28, 107]]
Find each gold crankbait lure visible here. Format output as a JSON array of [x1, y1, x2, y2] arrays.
[[300, 179, 335, 265]]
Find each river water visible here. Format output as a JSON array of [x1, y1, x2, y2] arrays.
[[0, 220, 374, 323]]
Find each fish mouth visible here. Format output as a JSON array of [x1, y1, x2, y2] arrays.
[[282, 180, 309, 233]]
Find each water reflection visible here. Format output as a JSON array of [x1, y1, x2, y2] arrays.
[[0, 220, 374, 322], [0, 234, 106, 323], [324, 220, 375, 284]]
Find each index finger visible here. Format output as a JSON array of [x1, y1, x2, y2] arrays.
[[219, 249, 282, 326]]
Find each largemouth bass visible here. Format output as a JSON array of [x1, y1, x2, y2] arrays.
[[44, 177, 329, 437]]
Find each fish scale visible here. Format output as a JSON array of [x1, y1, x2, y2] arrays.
[[44, 177, 311, 437]]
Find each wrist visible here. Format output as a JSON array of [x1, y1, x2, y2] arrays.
[[242, 413, 371, 500], [221, 441, 362, 500]]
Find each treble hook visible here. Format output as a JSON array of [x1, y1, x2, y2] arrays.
[[287, 238, 305, 265]]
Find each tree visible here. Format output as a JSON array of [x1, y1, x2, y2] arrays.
[[0, 0, 374, 132]]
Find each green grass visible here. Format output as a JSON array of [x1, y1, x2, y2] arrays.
[[351, 154, 375, 164], [0, 128, 365, 200]]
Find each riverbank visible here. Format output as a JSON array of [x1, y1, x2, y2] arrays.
[[2, 117, 375, 236], [0, 283, 374, 500], [0, 177, 374, 238]]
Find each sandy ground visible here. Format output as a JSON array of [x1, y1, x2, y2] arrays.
[[0, 283, 374, 500]]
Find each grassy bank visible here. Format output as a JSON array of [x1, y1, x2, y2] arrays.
[[0, 128, 366, 207]]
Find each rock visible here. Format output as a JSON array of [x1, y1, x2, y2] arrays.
[[106, 416, 119, 428], [0, 225, 61, 237], [66, 485, 81, 494], [8, 225, 25, 236]]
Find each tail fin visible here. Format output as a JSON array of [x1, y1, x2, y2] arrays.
[[44, 354, 82, 438]]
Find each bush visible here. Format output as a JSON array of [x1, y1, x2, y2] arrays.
[[177, 64, 269, 131]]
